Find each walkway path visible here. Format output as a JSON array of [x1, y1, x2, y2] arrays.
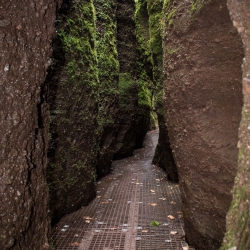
[[52, 130, 194, 250]]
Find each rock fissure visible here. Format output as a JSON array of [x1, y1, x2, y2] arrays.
[[1, 0, 250, 249]]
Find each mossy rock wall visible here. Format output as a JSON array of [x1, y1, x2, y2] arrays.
[[114, 0, 151, 159], [135, 0, 177, 180], [94, 0, 120, 179], [46, 0, 99, 224], [163, 0, 243, 249], [221, 1, 250, 249], [0, 0, 58, 249]]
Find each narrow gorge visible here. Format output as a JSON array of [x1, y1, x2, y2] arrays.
[[0, 0, 250, 249]]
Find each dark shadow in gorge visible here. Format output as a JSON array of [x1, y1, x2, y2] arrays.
[[44, 1, 69, 226]]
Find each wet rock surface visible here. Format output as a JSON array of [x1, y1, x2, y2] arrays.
[[163, 0, 244, 249], [0, 0, 58, 249]]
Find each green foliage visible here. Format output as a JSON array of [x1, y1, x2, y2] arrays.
[[151, 220, 160, 226]]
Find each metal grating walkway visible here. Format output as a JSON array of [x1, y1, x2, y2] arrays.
[[51, 130, 195, 250]]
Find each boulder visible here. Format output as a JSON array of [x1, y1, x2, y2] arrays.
[[162, 0, 244, 248]]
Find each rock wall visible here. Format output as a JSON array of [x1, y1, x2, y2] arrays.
[[135, 0, 177, 180], [221, 1, 250, 249], [114, 0, 150, 159], [46, 0, 99, 224], [0, 0, 58, 249], [163, 0, 244, 249], [94, 0, 119, 179], [153, 97, 178, 181]]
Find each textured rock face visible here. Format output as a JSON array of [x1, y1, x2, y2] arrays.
[[163, 0, 244, 249], [135, 0, 177, 180], [221, 1, 250, 249], [94, 0, 119, 179], [0, 0, 58, 249], [153, 101, 178, 182], [114, 0, 150, 159], [46, 0, 98, 224]]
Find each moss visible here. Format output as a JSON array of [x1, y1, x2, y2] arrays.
[[220, 107, 250, 250], [118, 73, 136, 111], [46, 0, 99, 224], [138, 78, 152, 108], [94, 0, 119, 130], [190, 0, 206, 16], [147, 0, 164, 60], [163, 0, 176, 26], [58, 1, 99, 88], [163, 0, 208, 28], [94, 0, 120, 178], [134, 0, 164, 128]]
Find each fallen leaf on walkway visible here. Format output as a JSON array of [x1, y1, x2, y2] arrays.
[[110, 228, 117, 230], [101, 201, 109, 204], [83, 216, 93, 220], [68, 242, 80, 247], [150, 203, 157, 206], [178, 214, 183, 219], [162, 198, 167, 201], [156, 179, 160, 182], [168, 215, 175, 220], [170, 231, 178, 235], [183, 247, 189, 250], [150, 190, 155, 193], [74, 234, 79, 237], [142, 230, 148, 233], [170, 201, 176, 204], [136, 182, 140, 185]]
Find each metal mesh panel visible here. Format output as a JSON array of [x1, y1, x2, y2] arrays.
[[51, 130, 195, 250]]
